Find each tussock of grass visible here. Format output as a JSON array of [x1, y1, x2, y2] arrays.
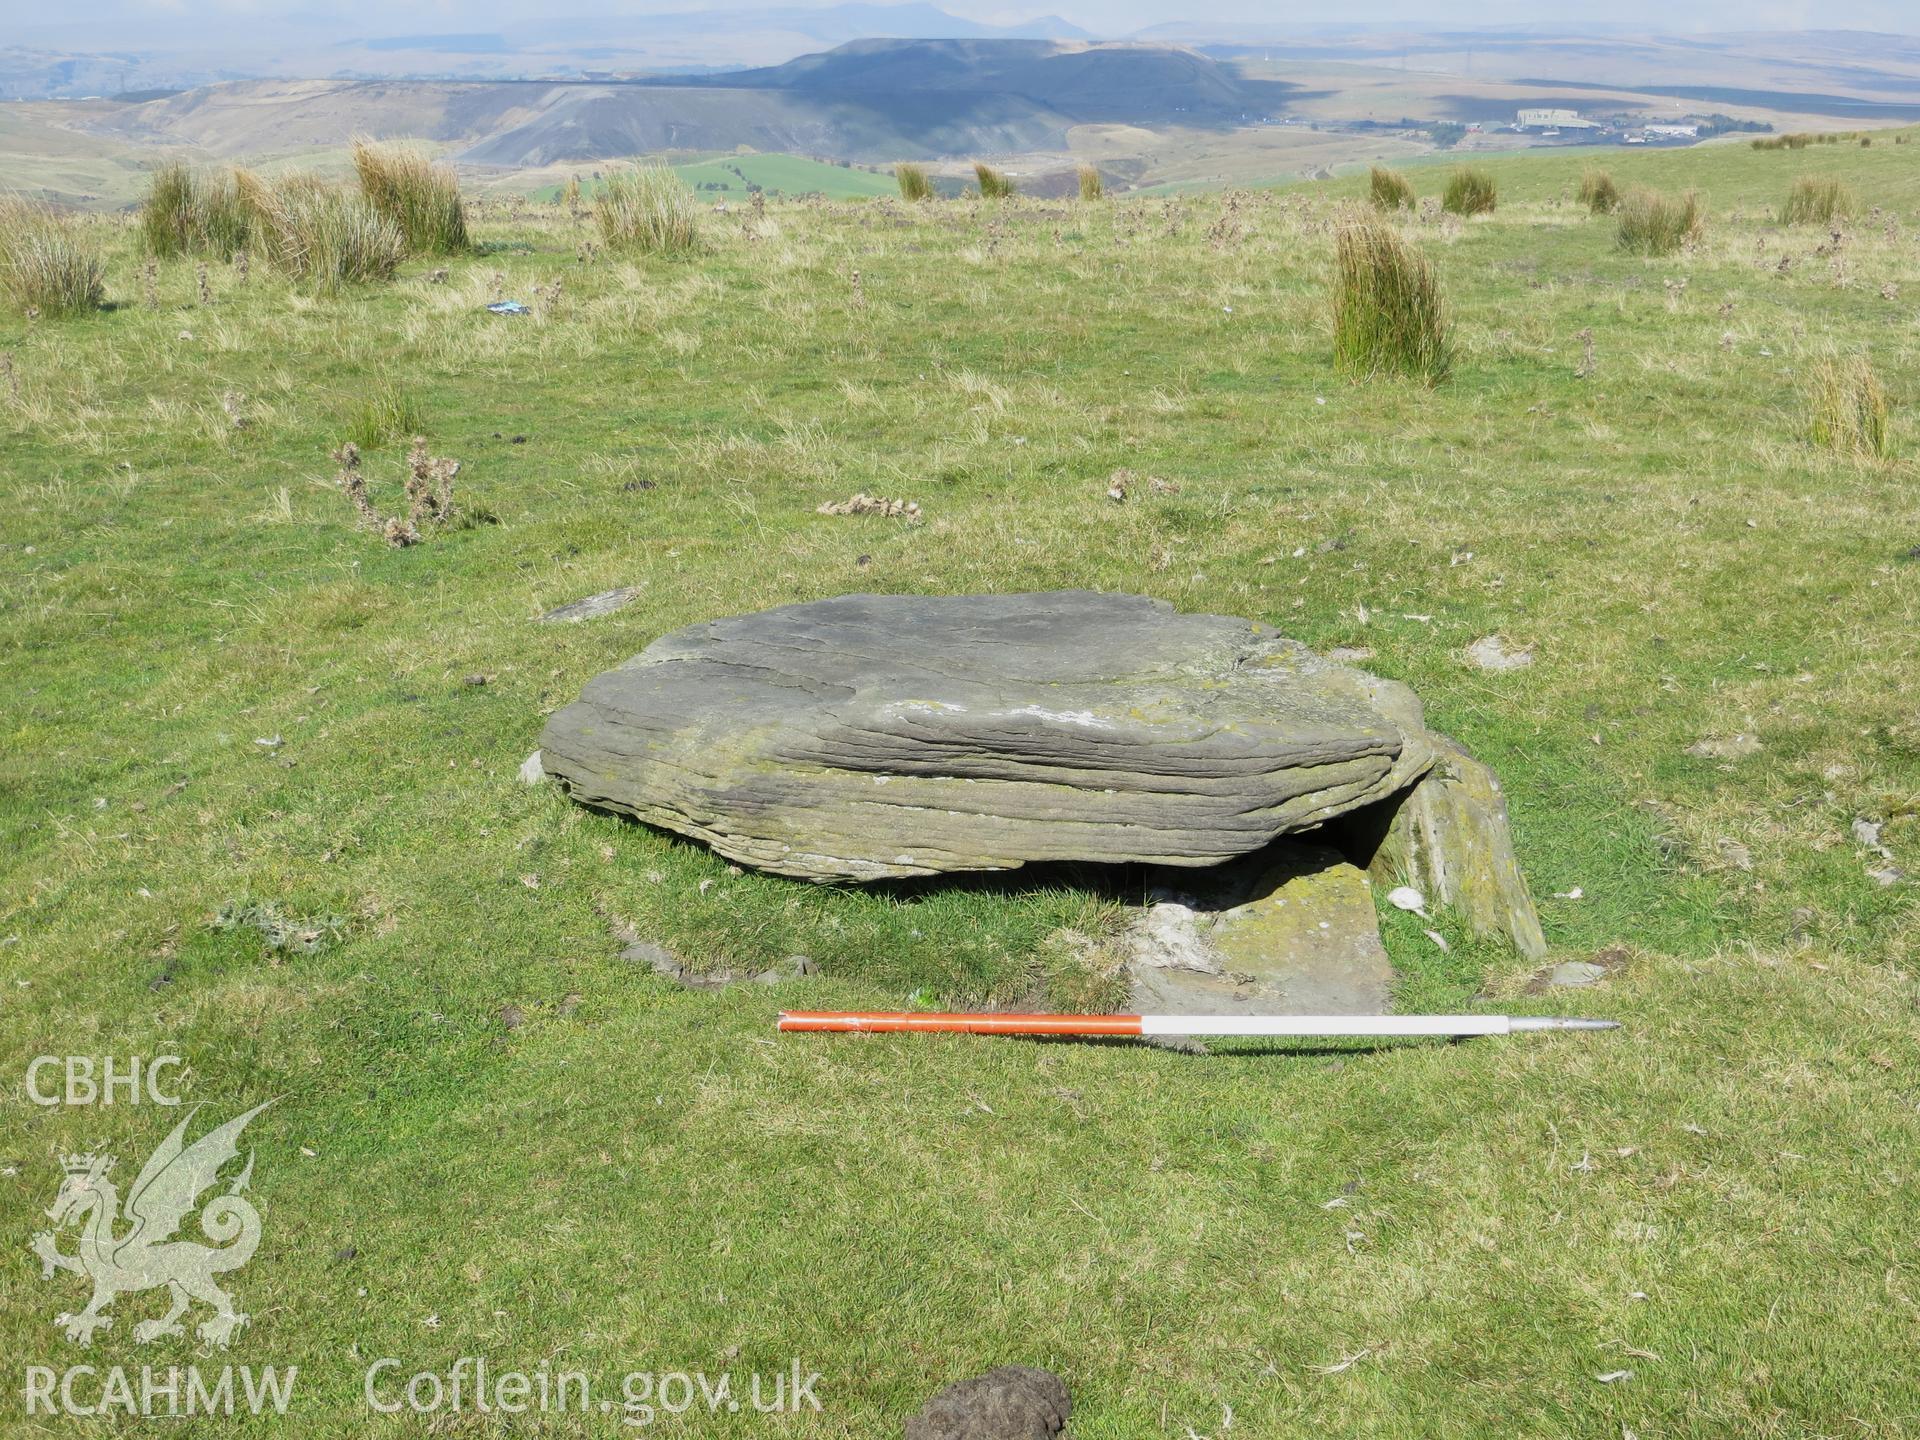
[[1331, 219, 1451, 384], [1616, 187, 1703, 256], [1368, 165, 1414, 211], [1579, 167, 1620, 215], [1442, 166, 1496, 216], [895, 163, 934, 202], [0, 195, 105, 316], [594, 163, 703, 256], [345, 383, 424, 450], [236, 170, 404, 294], [1807, 354, 1891, 459], [974, 162, 1014, 200], [350, 136, 470, 256], [1779, 175, 1855, 225], [139, 162, 253, 260], [1077, 164, 1104, 202]]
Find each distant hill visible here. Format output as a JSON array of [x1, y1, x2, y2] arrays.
[[76, 40, 1298, 169], [675, 38, 1291, 126]]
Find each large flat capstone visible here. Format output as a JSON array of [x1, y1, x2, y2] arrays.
[[539, 591, 1439, 881]]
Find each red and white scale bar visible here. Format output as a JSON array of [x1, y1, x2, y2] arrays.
[[776, 1011, 1617, 1038]]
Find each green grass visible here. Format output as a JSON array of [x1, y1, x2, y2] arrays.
[[1807, 353, 1892, 459], [139, 161, 254, 261], [674, 154, 896, 200], [1331, 218, 1451, 384], [1442, 165, 1496, 216], [974, 161, 1014, 199], [895, 162, 934, 202], [594, 162, 704, 256], [532, 155, 897, 205], [1779, 174, 1855, 226], [3, 136, 1919, 1436], [1616, 187, 1704, 257], [350, 137, 470, 257], [671, 154, 896, 201], [1578, 165, 1620, 215], [1368, 164, 1415, 212]]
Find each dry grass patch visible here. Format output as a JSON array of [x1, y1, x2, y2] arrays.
[[1077, 165, 1104, 202], [236, 170, 405, 294], [0, 195, 104, 317]]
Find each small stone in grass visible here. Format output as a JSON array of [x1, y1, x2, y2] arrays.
[[1548, 960, 1608, 987], [1685, 734, 1761, 760], [517, 750, 545, 785], [538, 586, 642, 624], [1466, 635, 1534, 672]]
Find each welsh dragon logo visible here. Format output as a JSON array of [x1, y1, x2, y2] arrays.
[[32, 1101, 273, 1348]]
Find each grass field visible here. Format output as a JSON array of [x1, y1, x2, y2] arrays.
[[527, 154, 900, 204], [3, 134, 1919, 1435]]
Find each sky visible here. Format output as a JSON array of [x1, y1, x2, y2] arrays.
[[11, 0, 1920, 35]]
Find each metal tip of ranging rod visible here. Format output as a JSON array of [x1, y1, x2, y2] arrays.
[[1507, 1016, 1621, 1031]]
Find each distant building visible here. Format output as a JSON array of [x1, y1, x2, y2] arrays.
[[1517, 108, 1598, 130], [1644, 123, 1700, 139]]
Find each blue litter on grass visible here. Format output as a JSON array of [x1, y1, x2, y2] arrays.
[[486, 300, 531, 315]]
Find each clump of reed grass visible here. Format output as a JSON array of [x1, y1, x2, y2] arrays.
[[594, 163, 703, 255], [350, 137, 469, 255], [895, 163, 934, 201], [0, 195, 105, 317], [1807, 354, 1891, 460], [1779, 175, 1855, 226], [139, 162, 253, 260], [974, 162, 1014, 200], [1368, 165, 1414, 211], [1077, 164, 1104, 201], [1442, 167, 1496, 216], [1615, 187, 1703, 256], [236, 170, 405, 294], [1579, 167, 1620, 215], [1331, 219, 1451, 385]]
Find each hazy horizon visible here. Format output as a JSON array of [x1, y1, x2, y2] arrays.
[[11, 1, 1920, 50]]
